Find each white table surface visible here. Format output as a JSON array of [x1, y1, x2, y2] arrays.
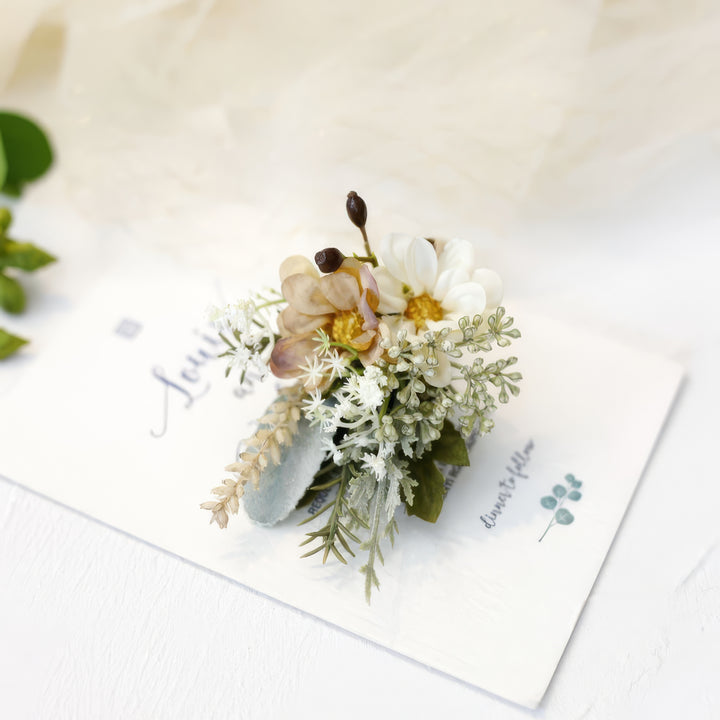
[[1, 3, 720, 717]]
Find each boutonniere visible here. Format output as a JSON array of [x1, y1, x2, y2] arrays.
[[202, 192, 521, 601]]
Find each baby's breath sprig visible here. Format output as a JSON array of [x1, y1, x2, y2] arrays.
[[208, 289, 284, 385]]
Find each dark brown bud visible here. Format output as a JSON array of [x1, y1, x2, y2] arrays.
[[346, 191, 367, 229], [315, 247, 345, 273]]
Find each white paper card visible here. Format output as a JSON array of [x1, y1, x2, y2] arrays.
[[0, 256, 683, 708]]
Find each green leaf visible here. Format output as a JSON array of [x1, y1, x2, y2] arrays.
[[552, 484, 566, 498], [0, 207, 11, 233], [429, 419, 470, 466], [566, 474, 582, 488], [0, 327, 28, 359], [567, 490, 582, 501], [0, 112, 53, 196], [406, 456, 446, 523], [0, 132, 7, 189], [0, 238, 56, 271], [555, 508, 574, 525], [0, 273, 25, 313], [540, 495, 557, 509]]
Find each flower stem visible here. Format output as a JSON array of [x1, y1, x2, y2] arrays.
[[255, 298, 286, 310], [353, 252, 378, 266], [328, 340, 360, 360], [360, 227, 372, 259]]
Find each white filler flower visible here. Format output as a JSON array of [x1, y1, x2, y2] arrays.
[[374, 234, 503, 331]]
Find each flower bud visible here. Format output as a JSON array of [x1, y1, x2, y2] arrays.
[[314, 247, 345, 273], [346, 191, 367, 229]]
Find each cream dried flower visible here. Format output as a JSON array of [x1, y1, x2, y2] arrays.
[[270, 255, 382, 380]]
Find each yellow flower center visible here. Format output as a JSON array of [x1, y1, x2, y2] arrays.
[[330, 310, 364, 346], [404, 293, 443, 330]]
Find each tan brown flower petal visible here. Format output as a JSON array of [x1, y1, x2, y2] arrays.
[[279, 255, 318, 282], [269, 333, 318, 378], [281, 273, 335, 315], [319, 271, 360, 310], [279, 306, 332, 335], [271, 253, 383, 380]]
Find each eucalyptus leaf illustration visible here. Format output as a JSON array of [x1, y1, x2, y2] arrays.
[[539, 473, 583, 541], [555, 508, 574, 525], [566, 474, 582, 488]]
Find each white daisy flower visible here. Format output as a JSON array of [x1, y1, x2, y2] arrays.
[[374, 235, 503, 387], [374, 235, 502, 330]]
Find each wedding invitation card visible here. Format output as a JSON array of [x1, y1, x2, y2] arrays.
[[0, 253, 683, 708]]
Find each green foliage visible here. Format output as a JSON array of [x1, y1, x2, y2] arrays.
[[403, 420, 470, 523], [0, 202, 56, 360], [298, 308, 521, 601], [405, 455, 446, 523], [0, 273, 25, 313], [0, 112, 53, 196], [0, 327, 28, 359], [360, 478, 391, 602], [299, 464, 364, 565], [0, 238, 56, 271], [430, 420, 470, 466], [539, 473, 583, 541], [0, 135, 6, 188]]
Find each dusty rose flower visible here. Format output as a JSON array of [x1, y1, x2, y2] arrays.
[[270, 255, 381, 379]]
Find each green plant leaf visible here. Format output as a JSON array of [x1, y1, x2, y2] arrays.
[[555, 508, 574, 525], [540, 495, 557, 509], [429, 419, 470, 466], [0, 207, 11, 233], [567, 490, 582, 501], [0, 238, 56, 271], [0, 272, 25, 313], [0, 327, 28, 359], [566, 474, 582, 488], [0, 131, 7, 189], [552, 484, 566, 498], [406, 455, 446, 523], [0, 112, 53, 196]]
